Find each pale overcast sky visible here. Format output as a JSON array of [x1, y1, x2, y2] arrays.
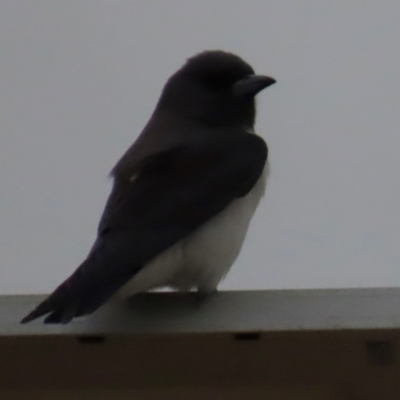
[[1, 1, 399, 294]]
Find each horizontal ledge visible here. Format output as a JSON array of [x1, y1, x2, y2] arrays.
[[2, 287, 400, 336]]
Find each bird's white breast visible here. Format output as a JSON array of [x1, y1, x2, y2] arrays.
[[116, 163, 269, 298]]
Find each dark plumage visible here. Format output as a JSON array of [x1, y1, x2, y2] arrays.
[[21, 50, 275, 324]]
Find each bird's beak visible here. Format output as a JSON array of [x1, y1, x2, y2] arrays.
[[233, 75, 276, 97]]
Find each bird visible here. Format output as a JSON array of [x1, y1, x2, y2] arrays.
[[21, 50, 276, 324]]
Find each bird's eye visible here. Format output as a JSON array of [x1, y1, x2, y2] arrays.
[[198, 71, 245, 89]]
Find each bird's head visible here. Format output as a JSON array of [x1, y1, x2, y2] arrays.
[[157, 50, 276, 128]]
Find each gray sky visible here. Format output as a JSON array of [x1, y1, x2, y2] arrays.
[[1, 1, 400, 294]]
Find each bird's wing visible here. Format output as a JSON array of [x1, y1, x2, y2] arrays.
[[21, 133, 267, 324]]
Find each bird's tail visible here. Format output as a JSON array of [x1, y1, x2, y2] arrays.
[[20, 293, 80, 324], [20, 257, 121, 324], [20, 273, 84, 324]]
